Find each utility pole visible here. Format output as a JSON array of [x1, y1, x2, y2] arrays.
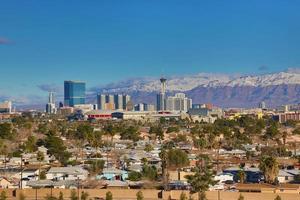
[[77, 177, 80, 200], [20, 154, 23, 189], [36, 188, 37, 200]]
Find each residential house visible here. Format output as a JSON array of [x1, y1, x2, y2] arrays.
[[46, 166, 89, 181], [0, 177, 13, 188], [277, 169, 300, 183], [97, 168, 128, 181], [26, 180, 78, 189]]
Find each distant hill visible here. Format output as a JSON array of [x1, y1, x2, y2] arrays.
[[92, 70, 300, 108]]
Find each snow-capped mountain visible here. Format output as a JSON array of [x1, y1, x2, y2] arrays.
[[95, 70, 300, 93], [91, 69, 300, 108], [226, 72, 300, 87]]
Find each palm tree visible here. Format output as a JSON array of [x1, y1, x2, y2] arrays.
[[104, 124, 116, 144], [259, 156, 279, 184], [185, 155, 216, 200], [237, 170, 246, 183], [136, 191, 144, 200], [281, 131, 288, 147], [237, 194, 244, 200], [0, 144, 8, 169], [179, 192, 188, 200], [87, 131, 102, 158], [105, 191, 112, 200], [80, 191, 89, 200], [159, 148, 169, 190], [274, 195, 282, 200], [36, 151, 44, 180]]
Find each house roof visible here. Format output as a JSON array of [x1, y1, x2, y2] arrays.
[[104, 180, 128, 187], [278, 170, 294, 177], [284, 169, 300, 176], [48, 166, 87, 175], [102, 168, 127, 174], [27, 180, 77, 188]]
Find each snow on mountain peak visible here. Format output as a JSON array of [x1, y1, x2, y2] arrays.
[[96, 71, 300, 93]]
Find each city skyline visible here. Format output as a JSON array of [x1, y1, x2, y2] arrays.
[[1, 0, 300, 105]]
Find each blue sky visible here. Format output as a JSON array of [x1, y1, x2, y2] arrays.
[[0, 0, 300, 104]]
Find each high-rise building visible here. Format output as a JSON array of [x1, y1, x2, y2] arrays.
[[0, 101, 12, 114], [114, 94, 123, 110], [97, 94, 106, 110], [134, 103, 145, 111], [97, 94, 131, 110], [64, 81, 86, 107], [134, 103, 155, 111], [48, 92, 54, 104], [123, 95, 131, 110], [166, 93, 192, 112], [156, 77, 167, 111], [46, 92, 56, 114], [259, 101, 266, 109]]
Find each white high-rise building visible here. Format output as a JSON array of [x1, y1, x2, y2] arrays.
[[166, 93, 192, 112], [259, 101, 266, 109], [46, 92, 56, 114]]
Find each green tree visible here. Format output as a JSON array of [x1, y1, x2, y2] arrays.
[[274, 195, 282, 200], [193, 137, 207, 150], [105, 191, 113, 200], [24, 135, 37, 152], [167, 149, 189, 169], [292, 127, 300, 135], [76, 123, 93, 140], [37, 151, 44, 180], [44, 131, 71, 165], [264, 122, 280, 141], [120, 126, 140, 142], [37, 123, 48, 134], [185, 155, 216, 200], [0, 123, 15, 140], [259, 156, 279, 184], [142, 165, 158, 181], [149, 125, 164, 141], [281, 131, 288, 147], [89, 160, 105, 175], [128, 171, 142, 181], [18, 193, 26, 200], [0, 143, 8, 168], [166, 126, 179, 133], [0, 191, 7, 200], [160, 147, 169, 190], [284, 119, 297, 127], [174, 134, 187, 143], [104, 124, 117, 143], [237, 194, 244, 200], [81, 191, 89, 200], [39, 171, 46, 180], [58, 192, 64, 200], [179, 192, 188, 200], [44, 196, 58, 200], [136, 191, 143, 200], [70, 190, 78, 200], [237, 170, 246, 183], [144, 144, 153, 152]]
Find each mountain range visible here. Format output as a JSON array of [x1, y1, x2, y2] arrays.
[[92, 69, 300, 108]]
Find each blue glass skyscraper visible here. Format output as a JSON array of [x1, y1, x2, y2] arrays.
[[64, 80, 86, 107]]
